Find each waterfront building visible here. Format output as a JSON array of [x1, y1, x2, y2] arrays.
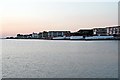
[[77, 29, 93, 36], [106, 26, 120, 36], [70, 29, 93, 39], [38, 32, 42, 39], [42, 31, 48, 39], [32, 32, 39, 38], [48, 31, 71, 38], [17, 34, 32, 39], [93, 28, 107, 36], [13, 26, 120, 40], [17, 34, 24, 39]]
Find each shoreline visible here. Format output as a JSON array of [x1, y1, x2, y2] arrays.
[[2, 38, 120, 41]]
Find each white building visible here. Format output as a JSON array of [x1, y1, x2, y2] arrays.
[[48, 31, 70, 38], [107, 26, 120, 36]]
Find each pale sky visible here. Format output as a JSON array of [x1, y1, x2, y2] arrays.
[[0, 0, 119, 37]]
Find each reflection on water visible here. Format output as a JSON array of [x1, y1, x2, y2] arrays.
[[2, 39, 118, 78]]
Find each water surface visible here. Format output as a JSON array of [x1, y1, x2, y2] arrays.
[[2, 39, 118, 78]]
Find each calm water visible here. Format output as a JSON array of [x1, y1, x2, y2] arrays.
[[2, 39, 118, 78]]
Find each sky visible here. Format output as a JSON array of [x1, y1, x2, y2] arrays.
[[0, 0, 119, 37]]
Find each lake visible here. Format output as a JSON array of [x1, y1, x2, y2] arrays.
[[2, 39, 118, 78]]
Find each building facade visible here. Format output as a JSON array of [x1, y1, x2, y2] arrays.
[[38, 32, 42, 39], [93, 28, 107, 36], [42, 31, 48, 39], [107, 26, 120, 36], [48, 31, 70, 38], [32, 32, 39, 38]]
